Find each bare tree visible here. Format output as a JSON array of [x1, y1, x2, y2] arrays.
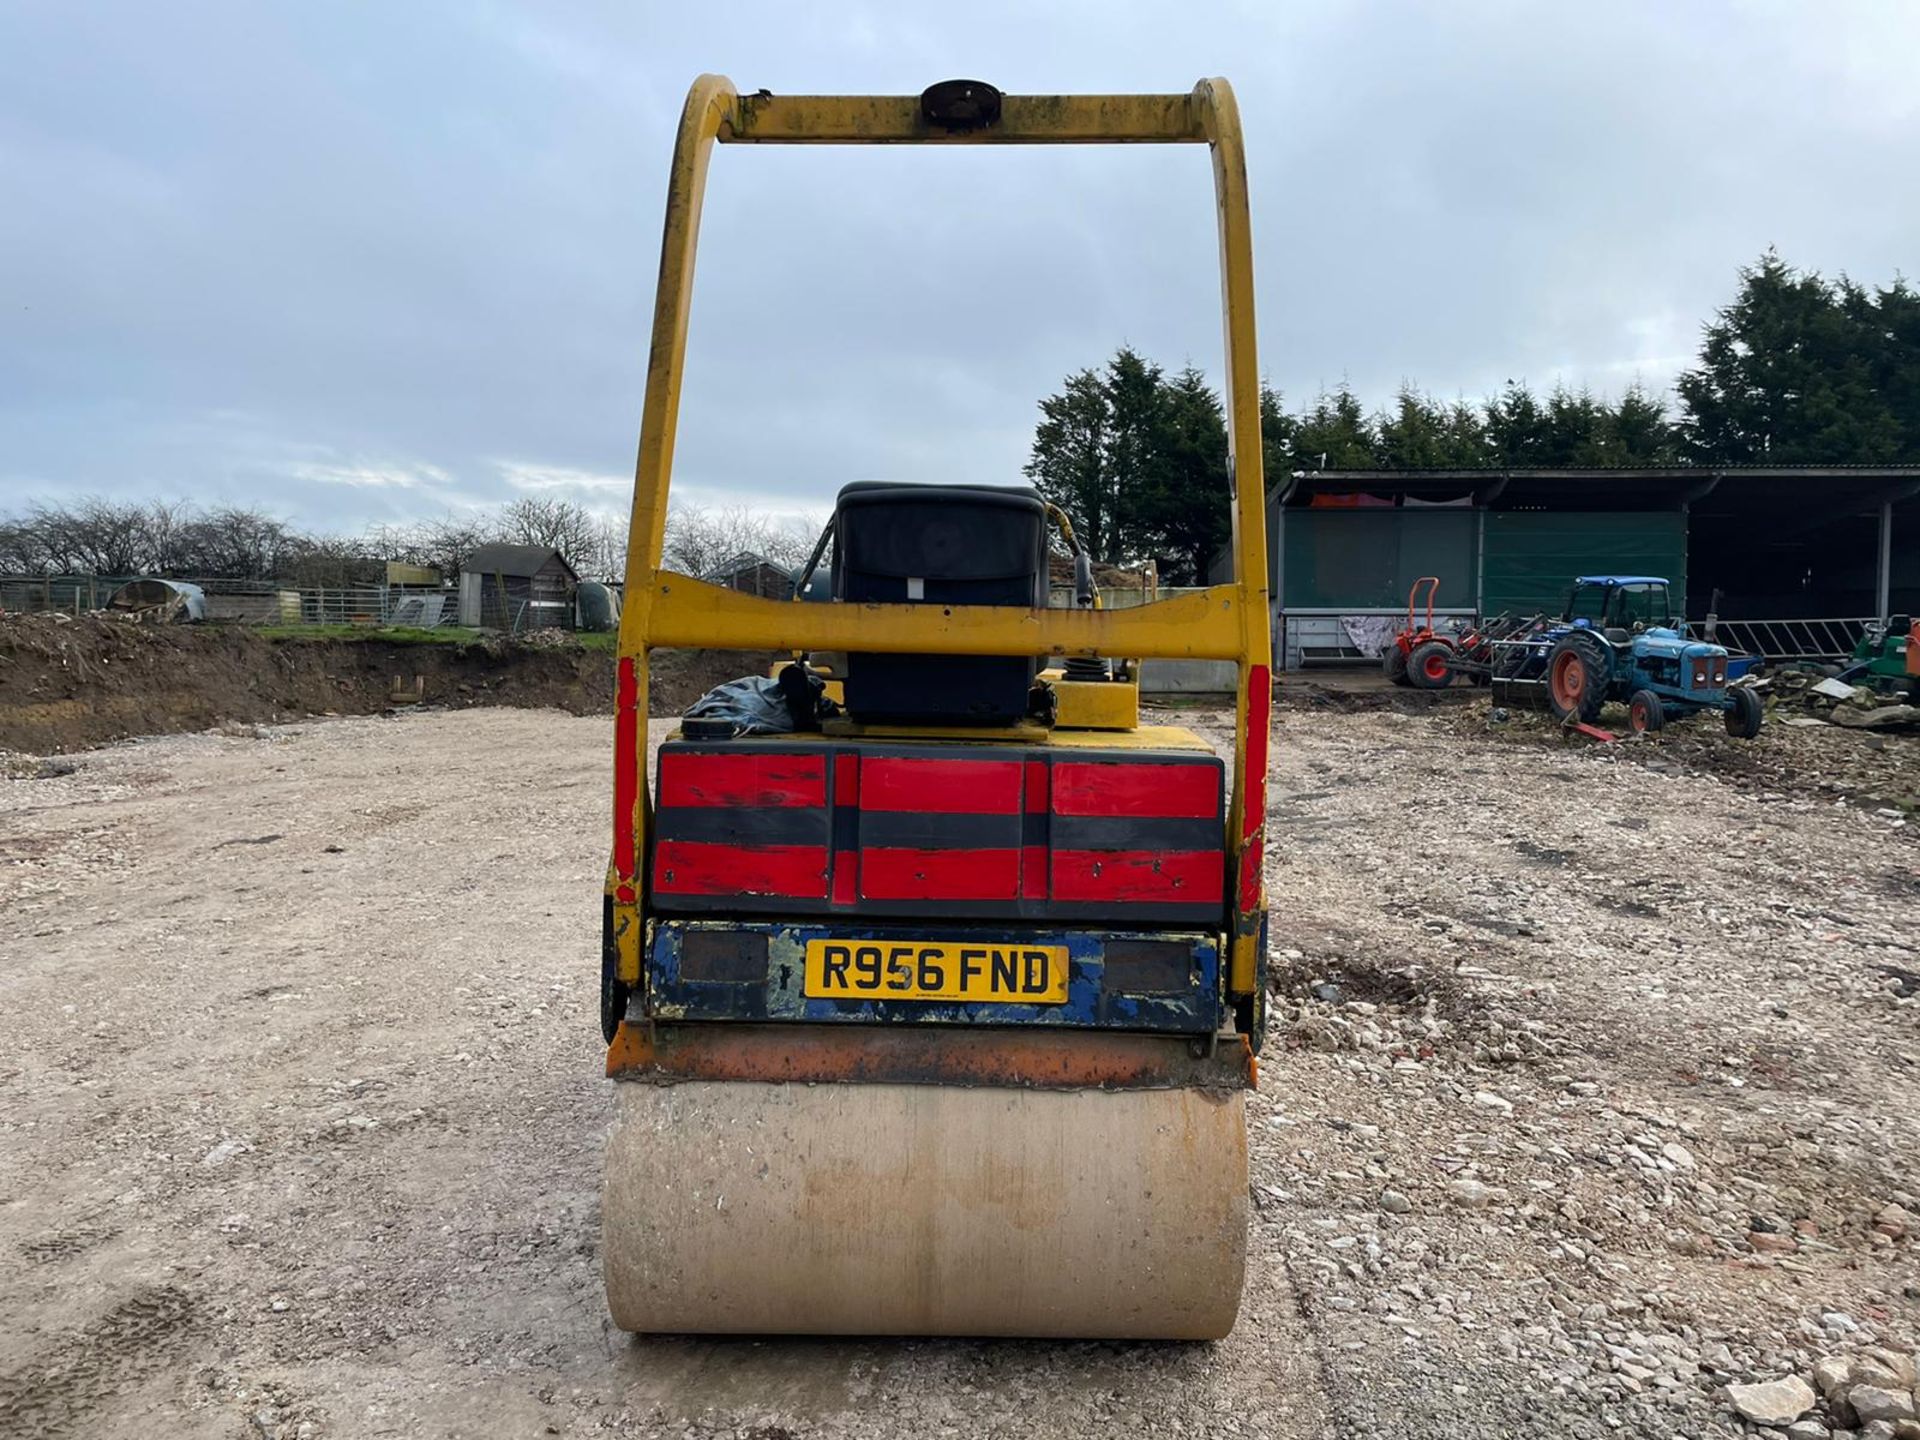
[[589, 513, 628, 580], [368, 514, 500, 579], [179, 506, 298, 579], [0, 497, 244, 576], [281, 534, 381, 587], [500, 497, 601, 572], [28, 497, 154, 574], [0, 516, 47, 573], [661, 502, 818, 579], [141, 500, 196, 574], [0, 494, 814, 588], [756, 514, 819, 571], [359, 521, 421, 569]]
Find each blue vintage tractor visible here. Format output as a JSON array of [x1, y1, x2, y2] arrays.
[[1496, 577, 1763, 738]]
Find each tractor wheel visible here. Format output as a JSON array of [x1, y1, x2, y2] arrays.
[[1382, 644, 1410, 686], [1407, 641, 1455, 690], [1723, 686, 1763, 740], [1626, 689, 1665, 734], [1545, 634, 1609, 725]]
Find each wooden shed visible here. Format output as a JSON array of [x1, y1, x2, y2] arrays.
[[705, 551, 793, 599], [458, 544, 579, 630]]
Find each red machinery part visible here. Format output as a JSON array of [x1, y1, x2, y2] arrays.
[[650, 740, 1227, 925]]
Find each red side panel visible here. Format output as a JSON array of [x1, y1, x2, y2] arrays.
[[658, 751, 827, 809], [1237, 663, 1271, 914], [647, 739, 1226, 922], [1052, 849, 1225, 903], [612, 657, 639, 905], [653, 840, 829, 898], [859, 757, 1023, 814], [860, 848, 1022, 901], [1052, 761, 1219, 818]]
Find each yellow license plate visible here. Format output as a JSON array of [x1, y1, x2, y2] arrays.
[[803, 940, 1069, 1003]]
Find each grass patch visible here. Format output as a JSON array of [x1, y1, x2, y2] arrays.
[[250, 624, 622, 648], [254, 624, 489, 645]]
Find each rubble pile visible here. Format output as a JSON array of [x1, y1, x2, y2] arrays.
[[1240, 703, 1919, 1437], [1426, 686, 1920, 821], [1261, 950, 1920, 1436], [1763, 667, 1920, 733], [1727, 1343, 1920, 1437]]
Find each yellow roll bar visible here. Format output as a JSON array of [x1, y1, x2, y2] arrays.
[[613, 77, 1272, 1010]]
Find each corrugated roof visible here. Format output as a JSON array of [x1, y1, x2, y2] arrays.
[[465, 543, 578, 579], [1274, 463, 1920, 514], [1301, 463, 1920, 475]]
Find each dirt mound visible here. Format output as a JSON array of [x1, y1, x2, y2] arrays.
[[648, 646, 779, 715], [1429, 689, 1920, 816], [1276, 680, 1472, 716], [0, 615, 770, 753]]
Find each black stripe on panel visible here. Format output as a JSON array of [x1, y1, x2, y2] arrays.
[[653, 806, 830, 847], [647, 889, 1224, 923], [1049, 816, 1223, 853], [830, 753, 859, 855], [856, 811, 1021, 850]]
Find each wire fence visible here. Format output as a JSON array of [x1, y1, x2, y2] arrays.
[[0, 574, 458, 627], [12, 572, 1195, 624], [0, 574, 129, 616]]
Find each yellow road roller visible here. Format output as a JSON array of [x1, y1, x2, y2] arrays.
[[601, 76, 1272, 1339]]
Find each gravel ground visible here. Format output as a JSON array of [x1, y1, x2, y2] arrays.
[[1, 704, 1916, 1439]]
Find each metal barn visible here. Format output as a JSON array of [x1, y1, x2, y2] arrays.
[[1254, 466, 1918, 669]]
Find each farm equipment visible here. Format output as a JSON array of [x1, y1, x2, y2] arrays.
[[1838, 615, 1920, 704], [599, 77, 1272, 1339], [1489, 576, 1762, 738], [1382, 578, 1524, 691], [1418, 618, 1532, 690], [1383, 576, 1448, 687]]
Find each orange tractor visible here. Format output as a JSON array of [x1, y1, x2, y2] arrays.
[[1381, 577, 1504, 690]]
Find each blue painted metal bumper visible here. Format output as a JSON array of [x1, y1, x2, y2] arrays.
[[645, 919, 1225, 1034]]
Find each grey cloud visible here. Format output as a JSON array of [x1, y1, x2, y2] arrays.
[[3, 1, 1916, 535]]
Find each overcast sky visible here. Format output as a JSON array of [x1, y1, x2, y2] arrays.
[[3, 2, 1917, 535]]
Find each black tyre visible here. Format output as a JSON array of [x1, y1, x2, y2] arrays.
[[1545, 634, 1609, 724], [1626, 688, 1664, 734], [1723, 686, 1763, 739], [601, 896, 631, 1043], [1382, 644, 1410, 686], [1407, 640, 1455, 690]]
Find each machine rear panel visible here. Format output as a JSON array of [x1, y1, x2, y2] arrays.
[[650, 739, 1228, 924]]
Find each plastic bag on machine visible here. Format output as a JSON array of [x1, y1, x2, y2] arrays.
[[682, 666, 836, 738]]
